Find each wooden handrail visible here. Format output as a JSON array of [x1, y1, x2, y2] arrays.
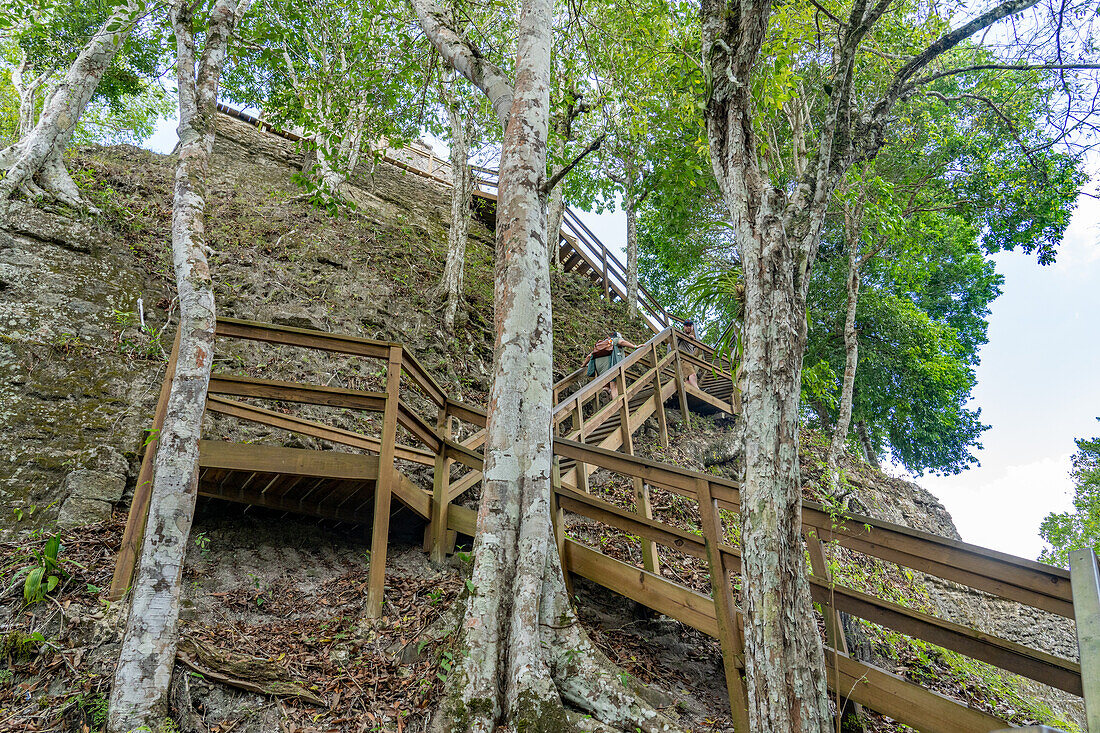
[[552, 328, 673, 415], [551, 438, 1074, 615], [551, 443, 1082, 695]]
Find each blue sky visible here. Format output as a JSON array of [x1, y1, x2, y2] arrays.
[[145, 115, 1098, 560]]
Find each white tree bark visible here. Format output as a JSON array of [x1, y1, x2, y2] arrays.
[[826, 206, 863, 482], [0, 0, 151, 211], [107, 0, 247, 729], [623, 177, 639, 320], [437, 95, 471, 334], [546, 176, 565, 267], [413, 0, 680, 729]]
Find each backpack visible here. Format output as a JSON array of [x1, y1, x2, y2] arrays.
[[592, 336, 616, 357]]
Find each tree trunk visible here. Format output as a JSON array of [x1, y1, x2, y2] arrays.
[[436, 97, 471, 335], [547, 182, 565, 267], [703, 3, 831, 725], [0, 0, 150, 211], [312, 133, 350, 197], [736, 209, 832, 733], [413, 0, 679, 729], [856, 420, 880, 469], [825, 214, 862, 483], [624, 179, 639, 320], [107, 1, 246, 729]]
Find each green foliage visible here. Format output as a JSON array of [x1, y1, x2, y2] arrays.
[[0, 0, 172, 145], [1039, 421, 1100, 567], [223, 0, 427, 200], [6, 535, 66, 606]]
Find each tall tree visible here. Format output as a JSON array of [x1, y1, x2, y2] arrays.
[[107, 0, 249, 728], [699, 0, 1098, 726], [412, 0, 678, 728], [433, 71, 488, 335], [0, 0, 155, 210], [1040, 421, 1100, 567]]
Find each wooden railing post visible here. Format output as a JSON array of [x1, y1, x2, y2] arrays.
[[696, 478, 750, 731], [807, 532, 863, 723], [617, 368, 659, 575], [573, 400, 589, 493], [1070, 548, 1100, 732], [367, 346, 402, 618], [109, 328, 181, 601], [430, 404, 453, 566], [671, 332, 691, 430], [650, 342, 669, 448], [552, 458, 573, 598]]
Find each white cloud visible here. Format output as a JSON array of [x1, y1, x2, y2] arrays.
[[921, 454, 1076, 560]]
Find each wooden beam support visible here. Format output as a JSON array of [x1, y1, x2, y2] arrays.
[[215, 317, 393, 359], [430, 407, 452, 565], [697, 479, 750, 730], [197, 441, 379, 480], [109, 329, 180, 602], [367, 347, 402, 618], [1070, 548, 1100, 729], [650, 343, 669, 448], [208, 374, 387, 412], [204, 395, 434, 465]]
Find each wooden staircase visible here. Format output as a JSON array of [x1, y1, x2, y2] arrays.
[[108, 317, 1098, 732]]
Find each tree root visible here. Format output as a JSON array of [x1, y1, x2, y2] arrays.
[[0, 141, 98, 215], [432, 551, 684, 733]]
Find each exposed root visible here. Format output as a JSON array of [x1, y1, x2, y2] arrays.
[[431, 549, 684, 733], [0, 139, 97, 215]]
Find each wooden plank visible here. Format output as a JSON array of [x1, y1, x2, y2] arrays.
[[109, 328, 180, 601], [672, 334, 691, 429], [651, 343, 669, 448], [392, 469, 431, 519], [197, 441, 379, 480], [565, 540, 1008, 733], [806, 575, 1082, 695], [443, 438, 484, 471], [1070, 548, 1100, 728], [807, 514, 1075, 618], [447, 399, 487, 428], [198, 477, 373, 524], [216, 317, 392, 359], [685, 382, 733, 413], [555, 438, 1072, 619], [446, 468, 482, 502], [431, 407, 452, 565], [556, 487, 706, 560], [205, 395, 435, 465], [564, 540, 719, 637], [825, 650, 1008, 733], [368, 347, 402, 618], [396, 402, 444, 453], [399, 351, 447, 408], [446, 503, 477, 536], [552, 460, 573, 597], [697, 479, 750, 731], [616, 372, 659, 576], [208, 374, 387, 412]]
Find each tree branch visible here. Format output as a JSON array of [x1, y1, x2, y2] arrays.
[[909, 62, 1100, 89], [923, 89, 1045, 174], [543, 131, 606, 193], [409, 0, 513, 128]]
